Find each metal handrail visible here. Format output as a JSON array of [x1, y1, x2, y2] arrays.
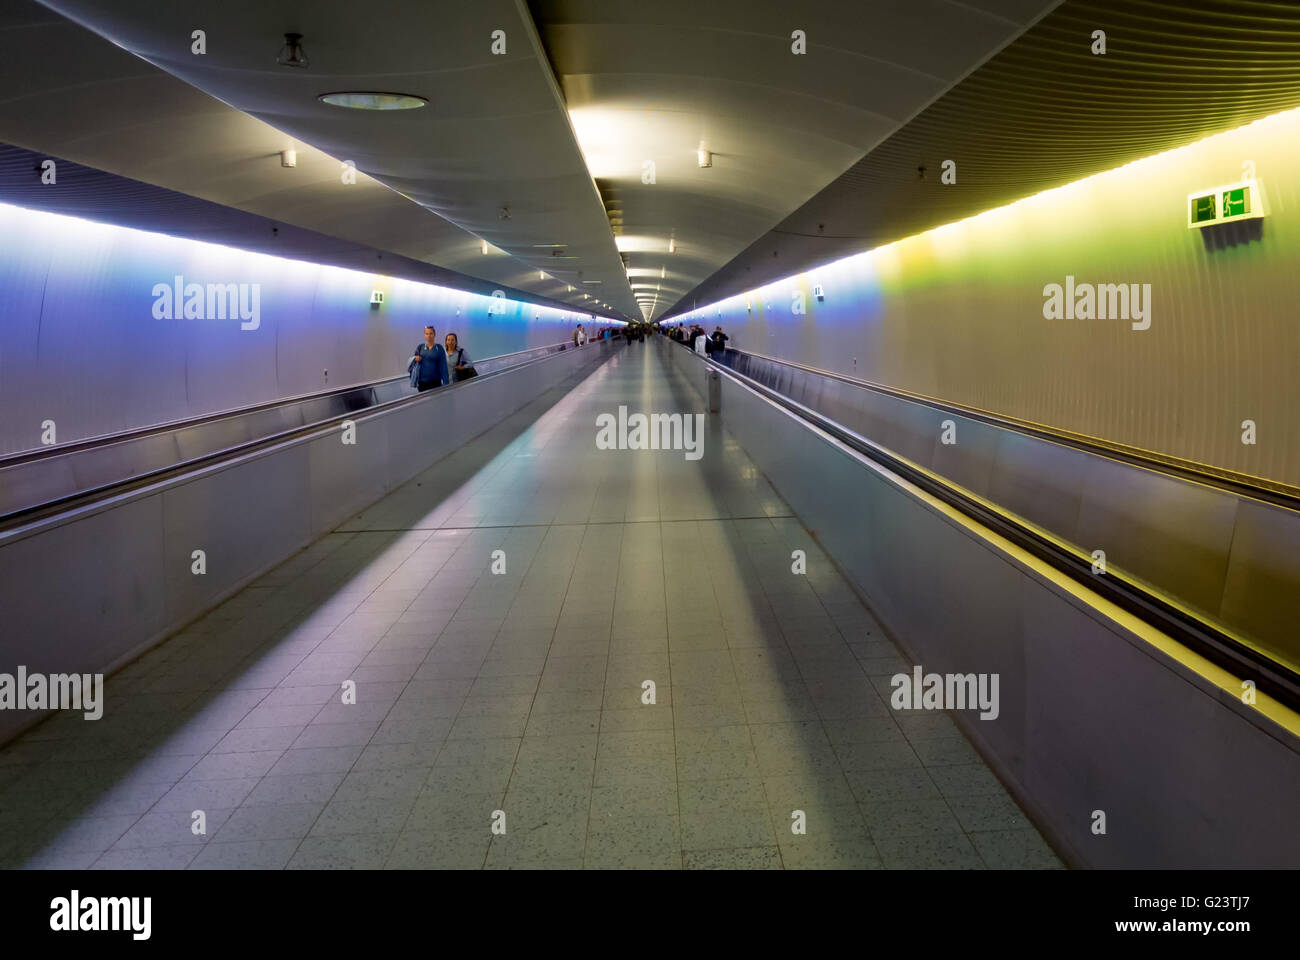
[[0, 338, 576, 469], [668, 338, 1300, 713], [0, 339, 615, 529], [708, 342, 1300, 510]]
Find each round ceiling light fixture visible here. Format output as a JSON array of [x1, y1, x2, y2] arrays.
[[318, 92, 428, 111]]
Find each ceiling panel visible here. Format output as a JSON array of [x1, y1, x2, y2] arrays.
[[671, 0, 1300, 315], [0, 0, 621, 313], [0, 141, 600, 314], [30, 0, 637, 316], [531, 0, 1060, 317], [14, 0, 1286, 327]]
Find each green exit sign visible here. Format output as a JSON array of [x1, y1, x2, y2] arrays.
[[1187, 180, 1264, 229], [1190, 194, 1217, 224], [1222, 187, 1249, 218]]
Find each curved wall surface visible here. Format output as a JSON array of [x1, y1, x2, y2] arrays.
[[671, 108, 1300, 489], [0, 200, 612, 454]]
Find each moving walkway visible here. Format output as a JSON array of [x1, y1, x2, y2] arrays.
[[692, 341, 1300, 706], [0, 340, 593, 529], [0, 337, 620, 744], [661, 334, 1300, 868]]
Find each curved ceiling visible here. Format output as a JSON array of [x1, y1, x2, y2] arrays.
[[11, 0, 1299, 325], [0, 1, 614, 315], [531, 0, 1061, 318], [0, 142, 596, 313], [31, 0, 638, 317], [672, 0, 1300, 315]]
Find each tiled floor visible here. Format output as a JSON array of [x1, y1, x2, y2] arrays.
[[0, 342, 1061, 869]]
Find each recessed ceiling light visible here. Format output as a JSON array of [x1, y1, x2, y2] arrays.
[[318, 92, 427, 110]]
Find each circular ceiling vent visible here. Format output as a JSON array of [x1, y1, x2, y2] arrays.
[[318, 92, 427, 111]]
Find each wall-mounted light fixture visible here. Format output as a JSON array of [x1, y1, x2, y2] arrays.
[[698, 147, 712, 168], [277, 33, 309, 68], [668, 237, 676, 253], [280, 149, 297, 168], [480, 239, 489, 254], [813, 284, 825, 302]]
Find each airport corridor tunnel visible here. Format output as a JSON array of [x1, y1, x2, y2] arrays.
[[1, 0, 1299, 877]]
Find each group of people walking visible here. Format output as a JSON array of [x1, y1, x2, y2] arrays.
[[572, 323, 621, 345], [409, 319, 728, 392], [665, 322, 728, 355]]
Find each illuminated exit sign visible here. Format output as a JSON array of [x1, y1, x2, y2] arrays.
[[1187, 179, 1265, 229]]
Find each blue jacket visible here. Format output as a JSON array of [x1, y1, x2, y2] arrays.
[[408, 342, 448, 387]]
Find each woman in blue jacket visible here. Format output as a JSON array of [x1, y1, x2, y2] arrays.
[[408, 325, 449, 391]]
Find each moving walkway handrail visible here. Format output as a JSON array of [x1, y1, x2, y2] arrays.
[[713, 344, 1300, 510], [677, 339, 1300, 713], [0, 338, 575, 469], [0, 338, 614, 532]]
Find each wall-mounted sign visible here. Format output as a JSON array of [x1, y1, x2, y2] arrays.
[[1187, 179, 1264, 229], [370, 290, 384, 304]]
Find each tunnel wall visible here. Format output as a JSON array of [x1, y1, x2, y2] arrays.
[[662, 339, 1300, 868], [671, 107, 1300, 490], [0, 200, 608, 456]]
